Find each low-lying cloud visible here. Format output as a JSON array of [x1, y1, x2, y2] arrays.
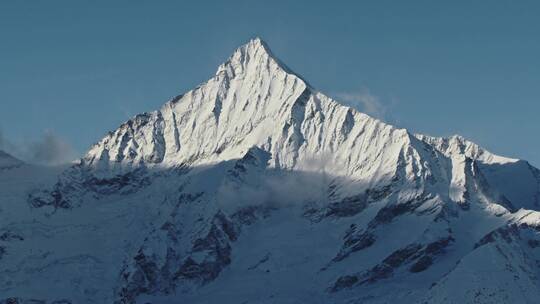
[[0, 129, 78, 166], [217, 170, 331, 212], [216, 152, 356, 211], [28, 131, 78, 165]]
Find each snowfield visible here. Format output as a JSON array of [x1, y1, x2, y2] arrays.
[[1, 38, 540, 304]]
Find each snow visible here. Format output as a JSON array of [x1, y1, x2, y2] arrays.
[[1, 38, 540, 304]]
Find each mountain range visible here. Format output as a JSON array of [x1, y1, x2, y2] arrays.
[[1, 38, 540, 304]]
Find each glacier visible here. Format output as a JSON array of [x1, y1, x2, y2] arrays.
[[1, 38, 540, 304]]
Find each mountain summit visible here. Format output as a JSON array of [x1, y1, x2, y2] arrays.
[[2, 38, 540, 304], [83, 37, 314, 173]]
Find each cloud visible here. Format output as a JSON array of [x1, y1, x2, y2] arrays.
[[216, 170, 330, 212], [28, 131, 78, 165], [334, 88, 388, 120], [0, 128, 77, 166], [215, 152, 353, 212]]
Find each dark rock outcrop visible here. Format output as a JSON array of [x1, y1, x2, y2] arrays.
[[330, 236, 454, 292]]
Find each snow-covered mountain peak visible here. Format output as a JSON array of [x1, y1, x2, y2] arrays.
[[83, 38, 316, 173], [5, 39, 540, 304], [80, 39, 409, 181], [67, 39, 538, 211], [215, 37, 294, 78]]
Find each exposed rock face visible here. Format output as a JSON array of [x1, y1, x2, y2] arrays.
[[331, 236, 454, 292], [1, 38, 540, 304]]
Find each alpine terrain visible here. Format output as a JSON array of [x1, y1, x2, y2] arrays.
[[1, 38, 540, 304]]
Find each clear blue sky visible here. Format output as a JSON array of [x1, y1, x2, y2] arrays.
[[1, 1, 538, 166]]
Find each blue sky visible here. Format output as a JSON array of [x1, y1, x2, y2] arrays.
[[1, 1, 538, 166]]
